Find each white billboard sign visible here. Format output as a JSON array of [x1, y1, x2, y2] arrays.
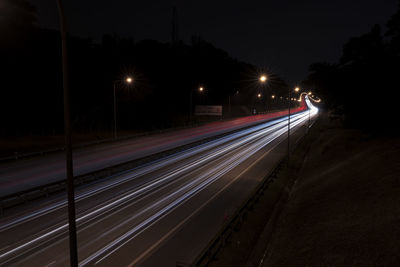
[[195, 105, 223, 116]]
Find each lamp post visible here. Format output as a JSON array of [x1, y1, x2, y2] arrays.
[[259, 75, 267, 112], [292, 86, 300, 109], [56, 0, 77, 266], [287, 87, 300, 164], [228, 95, 231, 115], [287, 88, 291, 163], [307, 91, 312, 129], [227, 90, 239, 118], [113, 77, 133, 139], [189, 86, 204, 121], [271, 95, 275, 110]]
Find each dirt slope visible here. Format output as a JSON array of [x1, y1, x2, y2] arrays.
[[264, 122, 400, 266]]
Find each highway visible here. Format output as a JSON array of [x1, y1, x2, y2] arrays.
[[0, 101, 318, 266], [0, 108, 305, 198]]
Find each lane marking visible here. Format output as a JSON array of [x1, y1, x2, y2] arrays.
[[0, 115, 288, 232], [44, 260, 56, 267], [84, 112, 310, 265], [127, 113, 314, 265], [0, 111, 313, 264], [87, 132, 282, 265], [127, 135, 285, 266]]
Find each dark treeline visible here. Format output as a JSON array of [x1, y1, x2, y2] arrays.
[[0, 0, 293, 137], [303, 0, 400, 131]]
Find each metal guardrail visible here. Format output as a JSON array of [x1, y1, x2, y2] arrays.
[[0, 113, 300, 216], [0, 119, 230, 163], [0, 126, 192, 163], [0, 109, 297, 163], [192, 158, 285, 267]]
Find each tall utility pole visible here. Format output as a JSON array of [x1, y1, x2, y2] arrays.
[[56, 1, 78, 266], [189, 89, 193, 121], [113, 82, 118, 139], [171, 6, 179, 44], [287, 90, 291, 164], [228, 95, 231, 116]]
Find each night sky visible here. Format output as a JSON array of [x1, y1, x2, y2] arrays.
[[30, 0, 397, 82]]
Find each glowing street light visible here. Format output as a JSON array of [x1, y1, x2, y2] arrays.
[[259, 75, 267, 83], [287, 86, 302, 163], [271, 95, 275, 99], [257, 93, 262, 98], [190, 85, 206, 121], [114, 76, 134, 139]]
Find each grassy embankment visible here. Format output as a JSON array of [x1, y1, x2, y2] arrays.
[[209, 113, 400, 266]]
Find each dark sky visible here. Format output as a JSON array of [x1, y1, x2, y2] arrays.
[[30, 0, 397, 82]]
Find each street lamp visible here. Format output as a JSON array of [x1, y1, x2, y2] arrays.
[[228, 90, 239, 118], [287, 86, 300, 164], [189, 86, 205, 121], [113, 76, 133, 139], [308, 95, 311, 129], [295, 91, 313, 130], [259, 75, 267, 83], [257, 74, 268, 112]]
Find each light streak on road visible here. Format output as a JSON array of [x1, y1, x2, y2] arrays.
[[0, 104, 318, 266], [83, 117, 304, 266], [0, 117, 289, 232]]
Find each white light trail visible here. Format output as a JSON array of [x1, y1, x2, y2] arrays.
[[0, 109, 318, 265]]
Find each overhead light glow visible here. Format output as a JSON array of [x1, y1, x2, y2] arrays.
[[259, 75, 267, 83]]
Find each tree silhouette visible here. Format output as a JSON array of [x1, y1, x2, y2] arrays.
[[386, 0, 400, 55], [304, 2, 400, 131], [0, 0, 37, 48], [340, 24, 384, 65]]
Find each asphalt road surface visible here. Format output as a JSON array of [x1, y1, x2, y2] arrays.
[[0, 107, 306, 198], [0, 103, 318, 266]]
